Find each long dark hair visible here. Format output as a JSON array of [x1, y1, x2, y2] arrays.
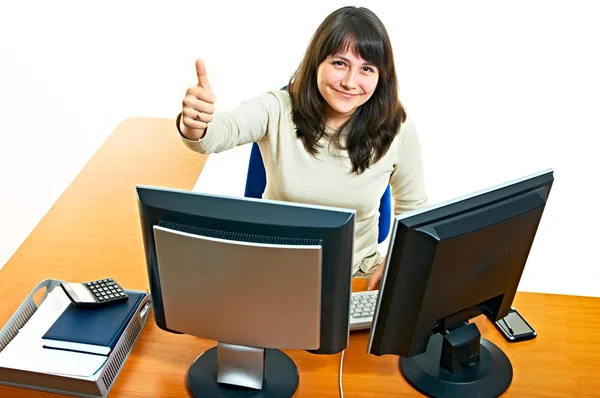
[[288, 6, 406, 174]]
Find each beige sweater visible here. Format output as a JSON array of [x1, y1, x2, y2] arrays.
[[180, 89, 428, 276]]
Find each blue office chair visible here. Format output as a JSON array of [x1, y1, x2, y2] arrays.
[[244, 132, 393, 244]]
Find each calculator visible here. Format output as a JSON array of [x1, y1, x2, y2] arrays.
[[60, 278, 129, 308]]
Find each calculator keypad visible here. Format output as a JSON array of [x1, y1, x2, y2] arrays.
[[84, 278, 128, 303]]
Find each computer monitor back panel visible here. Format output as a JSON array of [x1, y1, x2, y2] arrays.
[[137, 186, 356, 354], [369, 170, 553, 358], [153, 225, 323, 350], [424, 201, 545, 320], [406, 204, 545, 356]]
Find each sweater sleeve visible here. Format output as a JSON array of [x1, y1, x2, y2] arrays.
[[389, 117, 429, 215], [179, 91, 283, 154]]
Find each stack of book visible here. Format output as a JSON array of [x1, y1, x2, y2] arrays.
[[42, 291, 146, 356]]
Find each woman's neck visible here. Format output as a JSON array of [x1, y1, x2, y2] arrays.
[[323, 105, 351, 130], [325, 119, 344, 130]]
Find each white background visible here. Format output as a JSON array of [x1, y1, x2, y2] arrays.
[[1, 1, 598, 297]]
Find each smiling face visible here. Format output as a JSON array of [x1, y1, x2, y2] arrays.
[[317, 47, 379, 129]]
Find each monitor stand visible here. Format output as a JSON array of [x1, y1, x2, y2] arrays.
[[187, 342, 299, 398], [399, 323, 512, 398]]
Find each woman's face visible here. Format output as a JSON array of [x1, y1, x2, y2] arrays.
[[317, 47, 379, 128]]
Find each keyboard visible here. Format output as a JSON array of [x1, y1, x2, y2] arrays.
[[349, 290, 379, 330]]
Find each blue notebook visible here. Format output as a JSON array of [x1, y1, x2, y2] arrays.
[[42, 290, 146, 356]]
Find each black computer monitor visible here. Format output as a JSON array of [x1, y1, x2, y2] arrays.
[[136, 185, 355, 398], [367, 169, 554, 398]]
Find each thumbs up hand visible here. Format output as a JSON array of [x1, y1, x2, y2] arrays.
[[180, 59, 216, 140]]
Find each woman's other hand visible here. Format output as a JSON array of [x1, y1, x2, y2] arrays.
[[367, 263, 384, 291]]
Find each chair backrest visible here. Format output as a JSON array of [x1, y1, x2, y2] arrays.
[[243, 86, 392, 244], [244, 142, 268, 199], [244, 143, 392, 243]]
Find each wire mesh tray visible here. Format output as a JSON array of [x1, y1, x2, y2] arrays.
[[0, 279, 152, 397]]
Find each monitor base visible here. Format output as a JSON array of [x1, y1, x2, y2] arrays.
[[187, 346, 299, 398], [400, 332, 512, 398]]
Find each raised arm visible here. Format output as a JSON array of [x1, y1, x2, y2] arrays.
[[177, 59, 279, 154], [389, 117, 429, 215]]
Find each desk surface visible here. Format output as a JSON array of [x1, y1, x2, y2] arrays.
[[1, 117, 599, 397]]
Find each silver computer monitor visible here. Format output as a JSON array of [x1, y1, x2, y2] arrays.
[[136, 186, 355, 398]]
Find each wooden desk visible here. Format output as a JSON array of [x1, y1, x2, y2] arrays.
[[1, 117, 599, 397]]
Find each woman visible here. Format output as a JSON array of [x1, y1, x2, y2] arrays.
[[176, 6, 428, 290]]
